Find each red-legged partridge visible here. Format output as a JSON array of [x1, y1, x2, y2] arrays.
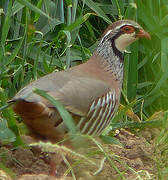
[[10, 20, 150, 143]]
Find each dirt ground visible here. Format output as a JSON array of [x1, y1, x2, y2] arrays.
[[0, 129, 158, 180]]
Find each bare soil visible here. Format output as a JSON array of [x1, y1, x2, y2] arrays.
[[0, 129, 158, 180]]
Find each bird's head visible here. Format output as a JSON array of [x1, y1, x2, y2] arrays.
[[100, 20, 150, 53]]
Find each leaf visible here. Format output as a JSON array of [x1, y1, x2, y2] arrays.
[[100, 135, 123, 147], [160, 14, 168, 26], [82, 0, 112, 24], [65, 13, 93, 32], [34, 0, 43, 22], [148, 72, 168, 96], [16, 0, 62, 24], [161, 38, 168, 72], [112, 100, 140, 124], [12, 1, 24, 15], [0, 118, 16, 143], [111, 119, 163, 131], [27, 46, 63, 68], [4, 37, 24, 66], [1, 0, 12, 51], [137, 82, 153, 89], [127, 41, 139, 101], [0, 104, 11, 111], [119, 104, 140, 122], [0, 88, 23, 146]]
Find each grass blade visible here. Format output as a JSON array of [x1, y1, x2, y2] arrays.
[[33, 88, 77, 134], [16, 0, 62, 24], [82, 0, 112, 24]]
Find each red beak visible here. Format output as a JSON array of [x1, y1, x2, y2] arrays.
[[136, 29, 151, 39]]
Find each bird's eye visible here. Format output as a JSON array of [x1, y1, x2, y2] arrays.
[[121, 25, 135, 33]]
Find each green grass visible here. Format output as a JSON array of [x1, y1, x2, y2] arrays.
[[0, 0, 168, 179]]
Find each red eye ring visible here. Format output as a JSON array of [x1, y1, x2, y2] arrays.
[[121, 25, 135, 33]]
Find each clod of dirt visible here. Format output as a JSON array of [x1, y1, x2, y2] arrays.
[[0, 129, 157, 179], [0, 146, 50, 177]]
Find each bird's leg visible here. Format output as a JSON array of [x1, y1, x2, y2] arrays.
[[46, 151, 75, 177], [48, 152, 63, 176], [21, 135, 64, 176]]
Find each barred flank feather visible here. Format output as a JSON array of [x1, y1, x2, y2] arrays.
[[77, 90, 118, 136]]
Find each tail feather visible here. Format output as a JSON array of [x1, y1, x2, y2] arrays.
[[13, 100, 51, 119]]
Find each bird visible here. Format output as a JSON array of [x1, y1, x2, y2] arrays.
[[9, 19, 150, 144]]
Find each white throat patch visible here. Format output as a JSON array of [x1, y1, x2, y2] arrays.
[[115, 32, 137, 52]]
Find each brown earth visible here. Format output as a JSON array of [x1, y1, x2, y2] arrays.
[[0, 129, 158, 180]]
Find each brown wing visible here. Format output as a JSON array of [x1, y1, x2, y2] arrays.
[[12, 73, 112, 116]]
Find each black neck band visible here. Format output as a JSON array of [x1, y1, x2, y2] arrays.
[[110, 31, 124, 61]]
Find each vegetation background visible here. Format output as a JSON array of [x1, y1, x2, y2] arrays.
[[0, 0, 168, 179]]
